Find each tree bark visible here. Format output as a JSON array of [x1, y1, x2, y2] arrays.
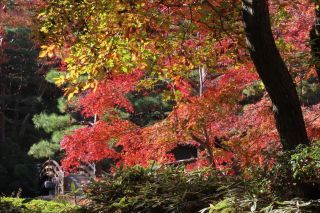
[[0, 71, 5, 143], [310, 6, 320, 82], [190, 131, 215, 167], [242, 0, 309, 150]]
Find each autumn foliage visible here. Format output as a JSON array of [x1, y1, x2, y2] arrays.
[[36, 0, 320, 174]]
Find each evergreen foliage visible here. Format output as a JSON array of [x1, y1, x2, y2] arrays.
[[32, 113, 72, 134], [0, 142, 38, 197], [128, 91, 174, 126], [0, 27, 61, 196], [28, 73, 82, 160], [28, 140, 60, 159]]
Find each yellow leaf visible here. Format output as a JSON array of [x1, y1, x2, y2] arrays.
[[47, 50, 54, 58], [40, 27, 48, 33], [39, 50, 47, 58], [83, 82, 93, 90], [67, 92, 74, 100], [66, 87, 79, 100], [37, 12, 46, 18], [54, 76, 65, 86], [39, 45, 56, 58]]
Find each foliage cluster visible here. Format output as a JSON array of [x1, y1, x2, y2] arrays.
[[85, 165, 251, 212], [85, 164, 320, 212], [0, 197, 81, 213], [0, 26, 62, 196], [34, 0, 320, 175], [291, 143, 320, 184], [28, 111, 81, 159], [297, 79, 320, 106]]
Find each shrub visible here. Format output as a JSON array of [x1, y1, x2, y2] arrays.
[[85, 164, 320, 212], [85, 165, 265, 212], [0, 197, 82, 213], [291, 143, 320, 184], [0, 199, 22, 213]]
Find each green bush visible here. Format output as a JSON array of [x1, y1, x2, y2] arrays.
[[85, 165, 267, 212], [85, 164, 320, 212], [267, 142, 320, 196], [291, 143, 320, 184], [241, 81, 265, 105], [0, 197, 82, 213], [0, 199, 22, 213], [296, 80, 320, 105]]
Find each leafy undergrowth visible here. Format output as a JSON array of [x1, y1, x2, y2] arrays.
[[4, 143, 320, 212], [84, 165, 320, 213], [0, 197, 82, 213]]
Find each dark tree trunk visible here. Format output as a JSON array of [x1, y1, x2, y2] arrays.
[[95, 161, 103, 177], [0, 74, 5, 143], [242, 0, 309, 150], [190, 131, 215, 167], [310, 6, 320, 82]]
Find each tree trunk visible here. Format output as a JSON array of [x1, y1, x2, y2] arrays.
[[310, 6, 320, 82], [242, 0, 309, 150], [0, 72, 5, 143], [190, 130, 215, 167], [198, 66, 207, 96]]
